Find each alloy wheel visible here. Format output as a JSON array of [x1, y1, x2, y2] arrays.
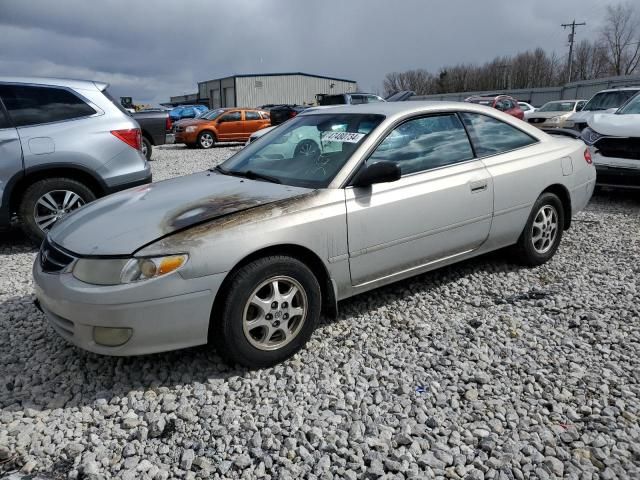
[[200, 133, 214, 148], [33, 190, 85, 232], [242, 276, 308, 351], [531, 204, 558, 254]]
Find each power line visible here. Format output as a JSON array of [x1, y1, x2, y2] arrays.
[[562, 20, 586, 82]]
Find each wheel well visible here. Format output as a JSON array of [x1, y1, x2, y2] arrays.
[[10, 168, 104, 214], [210, 244, 338, 336], [543, 184, 572, 230], [141, 131, 154, 145]]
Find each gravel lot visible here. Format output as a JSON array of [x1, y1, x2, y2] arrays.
[[1, 144, 639, 480]]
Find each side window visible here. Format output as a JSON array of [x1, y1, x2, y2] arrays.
[[366, 95, 384, 103], [261, 112, 270, 119], [367, 114, 475, 175], [460, 112, 536, 156], [495, 99, 511, 111], [576, 101, 586, 111], [220, 111, 241, 122], [350, 95, 365, 105], [0, 84, 96, 127], [245, 111, 261, 120]]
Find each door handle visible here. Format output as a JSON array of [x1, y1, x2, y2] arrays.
[[470, 180, 488, 193]]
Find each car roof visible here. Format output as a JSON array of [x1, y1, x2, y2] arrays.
[[0, 75, 108, 91], [302, 101, 508, 117], [594, 86, 640, 93]]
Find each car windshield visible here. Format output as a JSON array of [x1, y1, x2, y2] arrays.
[[582, 90, 638, 111], [617, 93, 640, 114], [219, 113, 385, 188], [318, 95, 346, 105], [538, 101, 575, 112], [199, 108, 226, 120]]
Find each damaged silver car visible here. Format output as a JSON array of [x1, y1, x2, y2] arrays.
[[34, 102, 596, 367]]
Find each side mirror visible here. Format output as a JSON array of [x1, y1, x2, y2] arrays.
[[351, 161, 401, 188]]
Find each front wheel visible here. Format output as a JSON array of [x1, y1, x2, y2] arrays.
[[213, 256, 321, 368], [197, 131, 216, 149], [512, 192, 564, 266], [19, 178, 96, 243]]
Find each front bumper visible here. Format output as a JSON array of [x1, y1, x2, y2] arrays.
[[175, 131, 198, 144], [33, 255, 226, 356], [595, 164, 640, 189]]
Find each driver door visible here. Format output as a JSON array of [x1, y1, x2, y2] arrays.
[[345, 113, 494, 287], [216, 111, 243, 141]]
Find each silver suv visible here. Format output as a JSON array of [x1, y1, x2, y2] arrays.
[[0, 77, 152, 242]]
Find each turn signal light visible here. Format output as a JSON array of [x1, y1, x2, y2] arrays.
[[584, 148, 593, 164]]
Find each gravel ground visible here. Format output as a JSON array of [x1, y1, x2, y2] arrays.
[[1, 145, 639, 480]]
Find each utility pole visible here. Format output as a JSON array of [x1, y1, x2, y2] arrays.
[[562, 20, 586, 83]]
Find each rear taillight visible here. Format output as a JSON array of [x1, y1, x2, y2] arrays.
[[111, 128, 141, 151], [289, 111, 298, 118], [165, 116, 173, 131], [584, 148, 593, 164]]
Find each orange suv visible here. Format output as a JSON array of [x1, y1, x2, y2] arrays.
[[175, 108, 270, 148]]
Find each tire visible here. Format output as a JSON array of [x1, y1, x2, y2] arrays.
[[294, 139, 320, 160], [197, 131, 216, 149], [19, 178, 96, 244], [141, 137, 152, 160], [213, 256, 321, 368], [512, 192, 564, 266]]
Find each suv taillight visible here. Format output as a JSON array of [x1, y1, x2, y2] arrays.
[[289, 111, 298, 118], [584, 148, 593, 164], [165, 116, 173, 131], [111, 128, 141, 151]]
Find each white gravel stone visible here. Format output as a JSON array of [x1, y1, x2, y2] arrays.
[[1, 149, 639, 479]]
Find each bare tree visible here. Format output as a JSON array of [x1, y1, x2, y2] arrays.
[[383, 69, 436, 96], [601, 3, 640, 75]]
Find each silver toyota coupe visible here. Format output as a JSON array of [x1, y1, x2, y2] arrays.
[[34, 102, 596, 367]]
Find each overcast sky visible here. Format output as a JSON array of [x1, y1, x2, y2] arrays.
[[0, 0, 610, 104]]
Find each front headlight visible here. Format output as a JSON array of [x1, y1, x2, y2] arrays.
[[547, 116, 561, 124], [185, 126, 197, 133], [581, 127, 603, 146], [72, 255, 188, 285]]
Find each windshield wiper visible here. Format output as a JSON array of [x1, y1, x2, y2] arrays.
[[212, 166, 281, 184]]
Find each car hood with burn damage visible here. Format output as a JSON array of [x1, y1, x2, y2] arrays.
[[49, 171, 312, 256]]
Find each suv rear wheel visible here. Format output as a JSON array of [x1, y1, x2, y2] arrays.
[[141, 137, 153, 160], [19, 178, 96, 243]]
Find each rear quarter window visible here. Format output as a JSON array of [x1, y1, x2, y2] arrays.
[[0, 84, 97, 127], [460, 112, 537, 156]]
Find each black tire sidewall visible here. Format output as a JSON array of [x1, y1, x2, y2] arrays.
[[217, 257, 321, 368], [19, 178, 96, 243], [517, 193, 564, 266], [142, 137, 152, 160], [198, 131, 216, 149]]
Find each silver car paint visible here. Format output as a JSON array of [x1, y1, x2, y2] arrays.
[[34, 101, 596, 356], [0, 77, 151, 223]]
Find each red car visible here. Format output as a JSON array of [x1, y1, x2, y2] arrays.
[[465, 94, 524, 120]]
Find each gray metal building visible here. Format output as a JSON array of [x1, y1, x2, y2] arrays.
[[197, 72, 358, 109]]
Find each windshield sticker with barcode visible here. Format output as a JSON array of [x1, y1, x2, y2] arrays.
[[321, 132, 366, 143]]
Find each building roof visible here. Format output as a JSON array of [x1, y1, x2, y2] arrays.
[[199, 72, 356, 84]]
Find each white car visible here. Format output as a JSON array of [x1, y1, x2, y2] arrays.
[[518, 102, 536, 120], [567, 87, 640, 131], [581, 92, 640, 189], [526, 100, 587, 129]]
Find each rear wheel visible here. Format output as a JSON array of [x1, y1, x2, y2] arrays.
[[198, 131, 216, 149], [141, 137, 152, 160], [512, 192, 564, 266], [19, 178, 96, 243], [212, 256, 321, 368]]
